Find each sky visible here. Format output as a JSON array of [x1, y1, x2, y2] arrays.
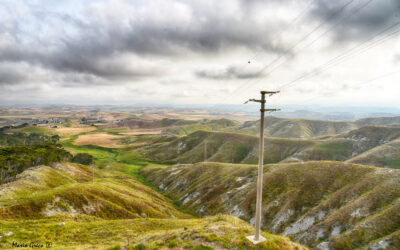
[[0, 0, 399, 108]]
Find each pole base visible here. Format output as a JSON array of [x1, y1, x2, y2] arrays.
[[246, 235, 267, 245]]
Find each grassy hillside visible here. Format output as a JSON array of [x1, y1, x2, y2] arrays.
[[0, 162, 187, 219], [0, 162, 305, 249], [348, 138, 400, 168], [137, 127, 400, 169], [355, 116, 400, 127], [101, 118, 199, 130], [162, 118, 239, 136], [140, 161, 400, 249], [284, 126, 400, 165], [138, 131, 314, 164], [236, 117, 357, 139], [235, 116, 400, 139], [0, 214, 306, 250], [339, 125, 400, 141]]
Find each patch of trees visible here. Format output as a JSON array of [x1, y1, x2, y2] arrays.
[[0, 132, 59, 146], [0, 123, 29, 132], [0, 144, 72, 184]]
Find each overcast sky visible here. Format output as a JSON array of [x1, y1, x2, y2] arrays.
[[0, 0, 399, 107]]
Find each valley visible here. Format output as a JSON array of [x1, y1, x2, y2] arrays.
[[1, 107, 400, 249]]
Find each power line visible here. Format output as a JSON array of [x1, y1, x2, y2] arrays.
[[211, 0, 356, 107], [278, 21, 400, 91], [238, 0, 376, 98], [254, 0, 375, 81], [297, 69, 400, 105], [246, 0, 318, 63], [300, 0, 375, 50], [208, 0, 318, 94]]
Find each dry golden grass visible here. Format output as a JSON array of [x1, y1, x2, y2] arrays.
[[74, 133, 123, 148], [54, 126, 97, 135], [121, 129, 163, 135]]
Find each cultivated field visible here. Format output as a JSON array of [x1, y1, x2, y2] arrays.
[[54, 126, 97, 135], [121, 129, 163, 135], [74, 133, 123, 148]]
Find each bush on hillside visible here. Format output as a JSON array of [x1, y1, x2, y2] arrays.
[[0, 144, 72, 184], [72, 153, 94, 166]]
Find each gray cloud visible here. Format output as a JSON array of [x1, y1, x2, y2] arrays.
[[310, 0, 400, 41], [195, 66, 265, 80], [0, 0, 399, 106], [0, 67, 27, 85], [0, 0, 290, 86]]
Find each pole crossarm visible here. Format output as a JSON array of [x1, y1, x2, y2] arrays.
[[261, 91, 280, 96], [245, 90, 280, 245], [262, 108, 281, 112]]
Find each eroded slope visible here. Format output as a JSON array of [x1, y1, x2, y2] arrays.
[[141, 162, 400, 249]]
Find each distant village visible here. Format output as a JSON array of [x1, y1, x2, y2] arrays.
[[0, 117, 67, 128], [0, 116, 132, 128]]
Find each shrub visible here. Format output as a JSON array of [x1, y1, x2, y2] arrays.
[[130, 243, 146, 250], [167, 241, 178, 248], [72, 153, 94, 166], [194, 244, 214, 250], [106, 245, 121, 250]]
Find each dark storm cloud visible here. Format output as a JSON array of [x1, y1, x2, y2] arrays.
[[0, 37, 165, 81], [310, 0, 400, 41], [195, 66, 265, 80]]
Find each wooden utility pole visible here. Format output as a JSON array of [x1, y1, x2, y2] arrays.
[[245, 91, 280, 244]]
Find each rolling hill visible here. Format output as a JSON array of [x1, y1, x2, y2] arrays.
[[235, 116, 400, 139], [355, 116, 400, 127], [140, 161, 400, 249], [162, 118, 239, 136], [0, 161, 305, 249], [0, 162, 187, 220], [348, 138, 400, 168], [138, 126, 400, 169], [284, 126, 400, 166], [138, 130, 314, 165], [236, 117, 356, 139]]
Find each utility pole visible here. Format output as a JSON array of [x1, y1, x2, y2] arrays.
[[245, 91, 280, 244]]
